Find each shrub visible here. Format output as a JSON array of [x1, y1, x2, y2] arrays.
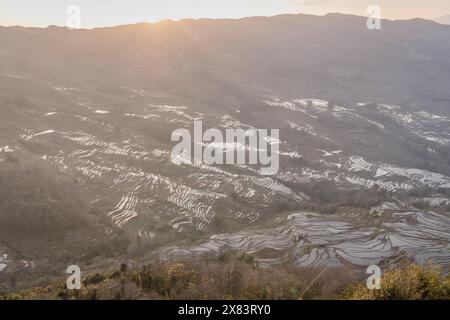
[[83, 273, 106, 286], [344, 264, 450, 300]]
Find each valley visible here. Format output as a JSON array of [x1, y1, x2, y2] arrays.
[[0, 13, 450, 293]]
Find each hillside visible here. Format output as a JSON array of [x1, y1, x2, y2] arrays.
[[1, 13, 450, 293], [2, 259, 449, 300]]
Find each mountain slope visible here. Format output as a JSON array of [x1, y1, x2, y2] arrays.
[[1, 13, 450, 292]]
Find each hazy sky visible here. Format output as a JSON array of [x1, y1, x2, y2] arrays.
[[1, 0, 449, 28]]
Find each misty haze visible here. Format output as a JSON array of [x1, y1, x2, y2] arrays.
[[0, 4, 450, 302]]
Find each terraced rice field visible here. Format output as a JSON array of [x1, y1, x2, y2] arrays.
[[1, 75, 450, 272]]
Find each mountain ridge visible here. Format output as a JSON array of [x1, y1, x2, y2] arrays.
[[434, 14, 450, 25], [1, 12, 449, 30], [2, 12, 450, 111]]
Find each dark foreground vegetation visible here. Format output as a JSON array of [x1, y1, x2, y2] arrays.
[[2, 256, 449, 300]]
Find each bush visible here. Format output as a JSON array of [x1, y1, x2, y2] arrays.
[[4, 261, 447, 300], [83, 273, 106, 286], [344, 264, 450, 300]]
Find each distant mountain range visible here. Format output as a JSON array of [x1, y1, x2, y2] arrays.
[[434, 14, 450, 25], [2, 13, 450, 111]]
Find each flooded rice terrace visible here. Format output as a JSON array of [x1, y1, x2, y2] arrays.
[[154, 209, 450, 269], [2, 78, 450, 273]]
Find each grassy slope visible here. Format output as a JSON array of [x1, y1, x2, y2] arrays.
[[2, 256, 449, 300]]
